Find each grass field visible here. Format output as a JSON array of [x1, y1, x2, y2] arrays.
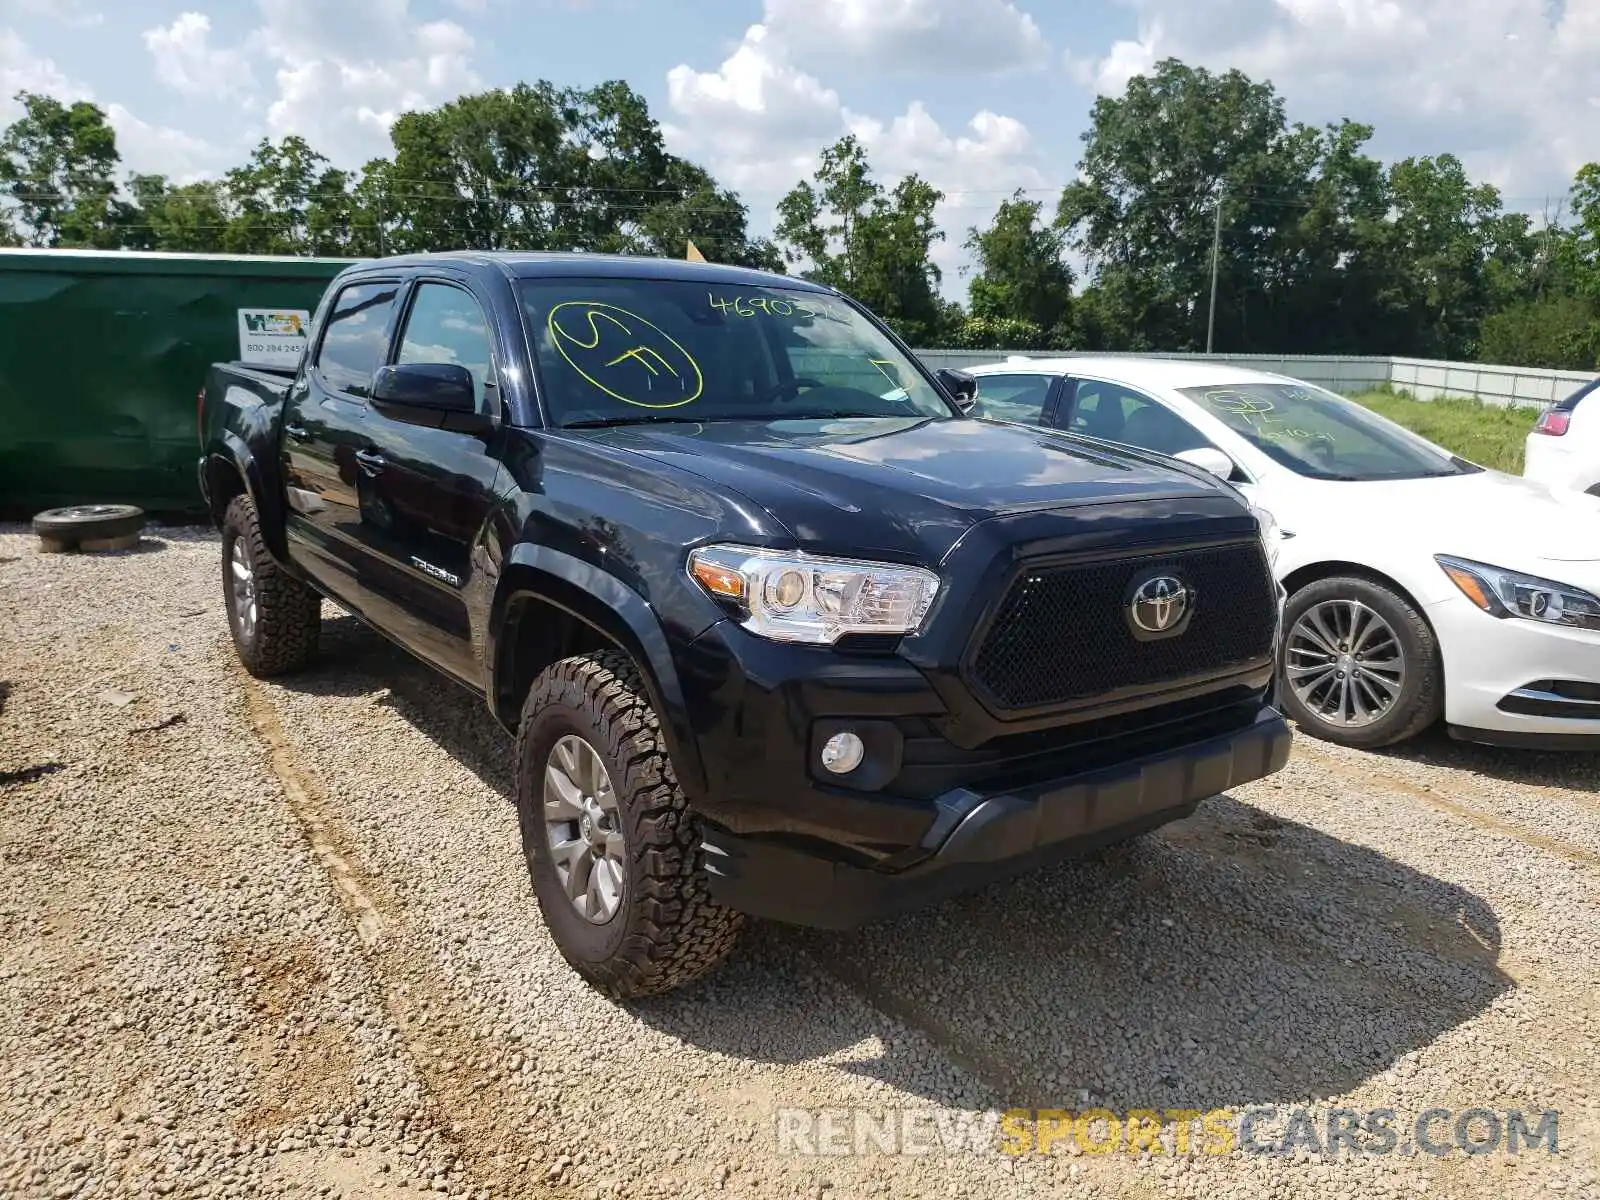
[[1350, 388, 1539, 475]]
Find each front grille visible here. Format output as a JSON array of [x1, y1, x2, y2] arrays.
[[893, 691, 1264, 799], [968, 541, 1277, 713]]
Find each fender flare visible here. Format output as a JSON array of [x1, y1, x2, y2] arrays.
[[205, 431, 292, 565], [487, 545, 708, 801]]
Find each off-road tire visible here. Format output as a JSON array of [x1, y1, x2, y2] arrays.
[[1278, 574, 1443, 750], [221, 493, 320, 677], [515, 651, 744, 999]]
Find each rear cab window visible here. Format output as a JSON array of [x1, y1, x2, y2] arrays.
[[314, 280, 401, 399]]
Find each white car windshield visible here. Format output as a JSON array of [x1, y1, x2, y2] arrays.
[[1178, 381, 1481, 482]]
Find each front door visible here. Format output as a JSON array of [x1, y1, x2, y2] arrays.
[[342, 278, 507, 686]]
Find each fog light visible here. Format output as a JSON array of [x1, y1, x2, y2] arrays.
[[820, 731, 865, 775]]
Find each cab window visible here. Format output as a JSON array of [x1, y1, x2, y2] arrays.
[[395, 282, 498, 410]]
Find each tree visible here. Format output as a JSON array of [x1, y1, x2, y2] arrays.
[[220, 136, 352, 256], [632, 158, 782, 270], [1056, 59, 1311, 352], [1479, 294, 1599, 370], [1571, 163, 1600, 303], [0, 91, 126, 248], [379, 80, 774, 264], [1374, 154, 1510, 358], [124, 175, 229, 252], [963, 191, 1074, 347], [775, 136, 950, 344]]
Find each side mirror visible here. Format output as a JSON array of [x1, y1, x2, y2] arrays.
[[1173, 446, 1237, 481], [371, 363, 492, 434], [935, 367, 978, 412]]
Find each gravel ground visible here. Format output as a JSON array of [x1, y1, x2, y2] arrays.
[[2, 522, 1598, 1200]]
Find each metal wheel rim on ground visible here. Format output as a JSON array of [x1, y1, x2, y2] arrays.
[[229, 539, 258, 641], [544, 733, 626, 923], [1285, 598, 1405, 728]]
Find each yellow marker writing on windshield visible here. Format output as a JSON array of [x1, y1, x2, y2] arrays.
[[869, 359, 903, 388], [548, 301, 704, 409], [605, 345, 679, 377]]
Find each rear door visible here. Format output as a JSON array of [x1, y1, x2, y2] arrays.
[[342, 275, 507, 686], [1057, 375, 1254, 488], [281, 276, 404, 607]]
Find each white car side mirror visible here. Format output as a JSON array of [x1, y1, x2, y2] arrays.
[[1173, 447, 1236, 480]]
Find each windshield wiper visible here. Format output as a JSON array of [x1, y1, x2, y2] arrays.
[[561, 415, 712, 429], [769, 410, 913, 421]]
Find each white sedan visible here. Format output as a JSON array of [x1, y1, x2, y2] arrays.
[[962, 356, 1600, 751], [1524, 376, 1600, 497]]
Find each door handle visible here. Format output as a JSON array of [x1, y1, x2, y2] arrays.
[[285, 424, 311, 442], [354, 449, 386, 475]]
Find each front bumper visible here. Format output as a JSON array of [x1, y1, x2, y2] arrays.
[[699, 702, 1291, 928], [1427, 592, 1600, 746]]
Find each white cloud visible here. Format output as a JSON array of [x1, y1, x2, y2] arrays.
[[0, 29, 227, 185], [0, 0, 103, 28], [143, 12, 255, 100], [1072, 0, 1600, 204], [665, 14, 1051, 293], [105, 103, 229, 183], [764, 0, 1048, 73], [0, 27, 86, 120], [251, 1, 480, 164], [665, 25, 843, 192], [130, 0, 485, 167]]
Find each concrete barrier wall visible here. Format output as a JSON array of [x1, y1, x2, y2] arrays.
[[912, 349, 1592, 409]]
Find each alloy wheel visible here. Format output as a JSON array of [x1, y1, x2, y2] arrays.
[[543, 734, 626, 923], [229, 539, 258, 641], [1285, 598, 1405, 728]]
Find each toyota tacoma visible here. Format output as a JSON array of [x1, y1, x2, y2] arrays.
[[198, 252, 1291, 998]]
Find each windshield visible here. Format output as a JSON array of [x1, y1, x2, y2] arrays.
[[517, 278, 955, 428], [1177, 381, 1481, 481]]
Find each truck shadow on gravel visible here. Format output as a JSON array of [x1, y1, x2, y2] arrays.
[[293, 614, 1510, 1117]]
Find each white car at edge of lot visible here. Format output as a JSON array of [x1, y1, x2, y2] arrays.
[[961, 355, 1600, 751], [1523, 376, 1600, 498]]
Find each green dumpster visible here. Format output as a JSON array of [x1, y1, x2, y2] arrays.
[[0, 248, 357, 517]]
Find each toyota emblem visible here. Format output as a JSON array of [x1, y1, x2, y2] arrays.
[[1127, 573, 1193, 640]]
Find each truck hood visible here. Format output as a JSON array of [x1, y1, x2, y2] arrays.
[[571, 415, 1237, 562]]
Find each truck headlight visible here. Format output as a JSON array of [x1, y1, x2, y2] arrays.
[[1436, 555, 1600, 632], [688, 545, 939, 645]]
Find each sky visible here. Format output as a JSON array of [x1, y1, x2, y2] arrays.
[[2, 0, 1598, 295]]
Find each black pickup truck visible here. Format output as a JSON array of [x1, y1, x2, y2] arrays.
[[198, 252, 1291, 998]]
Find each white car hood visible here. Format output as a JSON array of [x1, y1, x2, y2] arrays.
[[1276, 469, 1600, 574]]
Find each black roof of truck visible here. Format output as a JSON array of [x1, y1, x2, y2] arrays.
[[338, 250, 832, 292]]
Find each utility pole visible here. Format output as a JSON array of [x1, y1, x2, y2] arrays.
[[1206, 182, 1223, 355]]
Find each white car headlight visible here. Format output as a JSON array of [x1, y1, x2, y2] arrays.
[[688, 545, 940, 645], [1249, 503, 1282, 572], [1435, 555, 1600, 632]]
